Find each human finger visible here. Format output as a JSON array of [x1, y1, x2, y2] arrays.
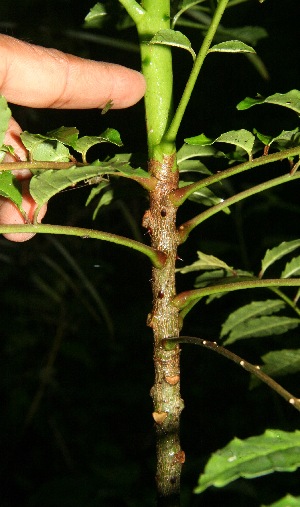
[[0, 34, 146, 110]]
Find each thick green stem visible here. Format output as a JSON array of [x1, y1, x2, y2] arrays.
[[135, 0, 175, 158]]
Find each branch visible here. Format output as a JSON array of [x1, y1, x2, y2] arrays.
[[163, 0, 230, 144], [0, 224, 166, 268], [171, 146, 300, 207], [118, 0, 146, 25], [173, 278, 300, 310], [163, 336, 300, 411], [178, 171, 300, 243]]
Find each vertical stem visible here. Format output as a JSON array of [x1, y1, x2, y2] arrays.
[[136, 0, 175, 158], [143, 154, 184, 505]]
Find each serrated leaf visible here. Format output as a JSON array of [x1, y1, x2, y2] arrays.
[[258, 349, 300, 381], [237, 90, 300, 116], [223, 315, 300, 345], [46, 126, 79, 146], [221, 299, 286, 338], [215, 129, 255, 159], [209, 40, 255, 54], [0, 95, 11, 147], [0, 171, 23, 211], [195, 429, 300, 494], [149, 29, 196, 60], [176, 251, 233, 274], [30, 164, 118, 214], [73, 128, 123, 162], [20, 132, 70, 162], [281, 255, 300, 278], [260, 239, 300, 277], [262, 494, 300, 507]]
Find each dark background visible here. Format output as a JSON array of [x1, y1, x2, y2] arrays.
[[0, 1, 300, 505]]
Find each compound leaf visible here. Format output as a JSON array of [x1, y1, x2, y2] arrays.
[[195, 429, 300, 493], [176, 251, 233, 274], [220, 299, 285, 338], [260, 240, 300, 277], [281, 255, 300, 278], [223, 315, 300, 345]]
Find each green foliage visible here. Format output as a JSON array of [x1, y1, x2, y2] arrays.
[[237, 90, 300, 116], [149, 29, 196, 60], [262, 495, 300, 507], [195, 430, 300, 494]]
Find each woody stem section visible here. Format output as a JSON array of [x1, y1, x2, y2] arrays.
[[143, 154, 184, 505]]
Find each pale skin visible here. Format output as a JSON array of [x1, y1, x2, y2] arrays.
[[0, 34, 146, 241]]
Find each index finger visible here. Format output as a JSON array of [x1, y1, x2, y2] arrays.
[[0, 34, 146, 109]]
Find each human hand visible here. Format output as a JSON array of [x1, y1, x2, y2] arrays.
[[0, 34, 146, 241]]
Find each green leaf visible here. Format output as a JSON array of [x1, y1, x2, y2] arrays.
[[281, 255, 300, 278], [237, 90, 300, 116], [262, 494, 300, 507], [0, 95, 11, 147], [184, 130, 255, 159], [253, 129, 273, 146], [255, 349, 300, 383], [91, 187, 114, 220], [0, 171, 23, 211], [178, 159, 212, 175], [220, 299, 286, 338], [73, 129, 123, 162], [195, 429, 300, 494], [184, 133, 214, 146], [215, 25, 268, 46], [223, 315, 300, 345], [30, 164, 118, 216], [185, 185, 229, 210], [149, 29, 196, 60], [46, 126, 79, 146], [209, 40, 255, 54], [84, 2, 107, 28], [20, 132, 70, 162], [194, 269, 253, 290], [176, 251, 233, 274], [215, 129, 255, 159], [177, 143, 218, 163], [260, 239, 300, 277]]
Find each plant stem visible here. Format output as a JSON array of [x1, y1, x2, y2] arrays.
[[163, 336, 300, 411], [173, 278, 300, 311], [0, 223, 166, 268], [171, 145, 300, 206], [163, 0, 230, 144], [178, 171, 300, 243], [134, 0, 175, 158], [143, 154, 184, 505]]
